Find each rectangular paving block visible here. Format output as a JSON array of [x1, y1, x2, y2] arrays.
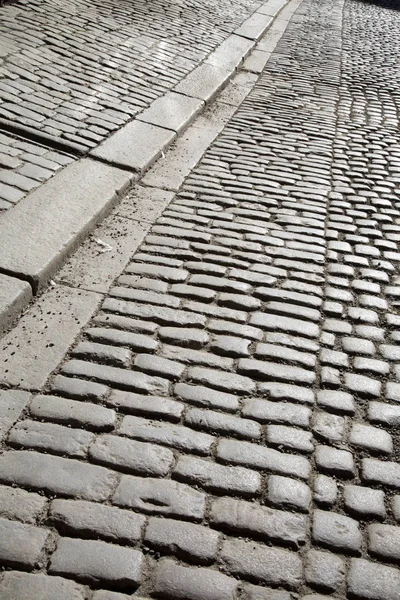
[[205, 34, 254, 72], [0, 158, 131, 292], [0, 274, 32, 336], [90, 120, 176, 172], [136, 91, 204, 133], [174, 62, 233, 103], [235, 13, 274, 40]]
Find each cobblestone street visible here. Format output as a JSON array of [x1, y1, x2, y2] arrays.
[[1, 0, 400, 598]]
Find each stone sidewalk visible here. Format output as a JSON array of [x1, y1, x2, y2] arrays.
[[1, 0, 400, 598]]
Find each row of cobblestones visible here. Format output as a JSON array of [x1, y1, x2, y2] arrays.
[[1, 0, 400, 598], [0, 130, 74, 210], [0, 0, 259, 149]]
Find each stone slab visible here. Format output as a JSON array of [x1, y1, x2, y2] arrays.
[[0, 158, 131, 293], [205, 34, 254, 72], [174, 63, 233, 104], [0, 285, 101, 390], [136, 91, 204, 134], [0, 274, 32, 336], [235, 13, 273, 40], [90, 120, 176, 172]]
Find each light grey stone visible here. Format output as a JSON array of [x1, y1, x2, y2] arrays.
[[174, 62, 232, 103], [90, 120, 175, 172], [0, 158, 131, 292], [0, 274, 32, 336], [137, 91, 204, 133]]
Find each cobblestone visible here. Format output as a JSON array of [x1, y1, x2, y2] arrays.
[[49, 537, 143, 587], [0, 572, 86, 600], [145, 517, 219, 563], [49, 499, 145, 543], [3, 0, 400, 593]]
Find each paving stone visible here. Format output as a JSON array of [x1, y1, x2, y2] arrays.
[[49, 374, 110, 402], [250, 312, 319, 338], [305, 549, 345, 592], [315, 445, 355, 478], [50, 499, 145, 543], [49, 537, 143, 587], [316, 390, 355, 414], [174, 455, 261, 496], [0, 572, 86, 600], [62, 359, 170, 395], [344, 373, 382, 397], [266, 475, 311, 513], [0, 451, 117, 501], [0, 484, 47, 524], [313, 411, 345, 441], [185, 407, 261, 439], [312, 510, 362, 553], [187, 365, 256, 394], [241, 584, 293, 600], [30, 394, 117, 431], [368, 524, 400, 561], [8, 419, 95, 457], [348, 558, 400, 600], [243, 399, 311, 427], [113, 475, 205, 521], [259, 382, 315, 405], [362, 458, 400, 489], [174, 383, 240, 411], [106, 390, 184, 421], [220, 538, 302, 588], [119, 415, 214, 454], [217, 438, 310, 479], [349, 423, 393, 455], [0, 517, 49, 569], [89, 434, 174, 476], [266, 424, 313, 453], [238, 358, 316, 385], [134, 353, 185, 379], [153, 558, 238, 600], [145, 517, 219, 563], [210, 496, 307, 547], [86, 327, 159, 353], [160, 344, 234, 370], [344, 485, 386, 519], [158, 327, 209, 348]]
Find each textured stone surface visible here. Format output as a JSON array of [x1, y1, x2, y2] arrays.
[[2, 0, 400, 596]]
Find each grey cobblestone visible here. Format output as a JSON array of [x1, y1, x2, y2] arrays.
[[0, 572, 86, 600], [113, 475, 206, 521], [3, 0, 400, 593], [154, 559, 238, 600], [49, 537, 143, 587], [0, 517, 49, 569], [220, 538, 302, 588], [49, 499, 145, 543], [145, 517, 220, 563]]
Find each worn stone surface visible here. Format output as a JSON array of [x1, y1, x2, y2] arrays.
[[2, 0, 400, 595], [0, 274, 32, 336]]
